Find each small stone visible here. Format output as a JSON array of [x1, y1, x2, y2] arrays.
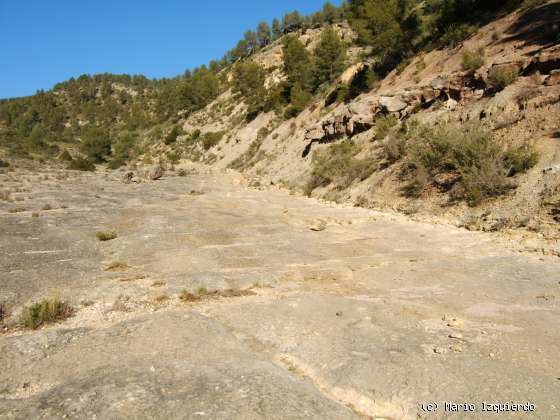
[[309, 220, 327, 232], [489, 352, 496, 358], [433, 347, 447, 354], [449, 333, 463, 340], [336, 311, 343, 317]]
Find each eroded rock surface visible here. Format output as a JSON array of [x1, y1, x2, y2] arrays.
[[0, 168, 559, 419]]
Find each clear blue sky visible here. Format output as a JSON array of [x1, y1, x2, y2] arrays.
[[0, 0, 340, 99]]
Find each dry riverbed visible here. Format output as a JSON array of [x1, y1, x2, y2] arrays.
[[0, 167, 559, 419]]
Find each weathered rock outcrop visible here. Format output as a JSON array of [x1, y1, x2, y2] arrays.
[[304, 43, 560, 146]]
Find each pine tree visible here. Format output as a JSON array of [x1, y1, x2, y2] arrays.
[[312, 26, 347, 88], [282, 35, 313, 92], [285, 82, 311, 118], [272, 19, 282, 41], [348, 0, 404, 58], [232, 61, 267, 119], [257, 21, 272, 47], [272, 18, 282, 40], [282, 11, 303, 33], [244, 30, 258, 54], [322, 2, 338, 23]]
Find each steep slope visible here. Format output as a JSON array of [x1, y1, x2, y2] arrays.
[[139, 3, 559, 243]]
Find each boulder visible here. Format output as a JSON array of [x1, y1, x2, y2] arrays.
[[304, 126, 325, 142], [379, 96, 408, 113], [431, 76, 448, 90], [142, 165, 164, 181], [545, 70, 560, 86]]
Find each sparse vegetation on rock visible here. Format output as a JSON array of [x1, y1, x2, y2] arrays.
[[20, 297, 74, 329], [462, 49, 485, 71], [392, 122, 538, 205], [96, 230, 118, 241], [489, 66, 520, 90], [307, 141, 376, 194]]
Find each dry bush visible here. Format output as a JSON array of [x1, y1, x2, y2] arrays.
[[404, 122, 538, 205], [375, 114, 399, 141], [489, 66, 519, 90], [462, 49, 485, 71], [306, 141, 377, 194], [20, 297, 74, 329]]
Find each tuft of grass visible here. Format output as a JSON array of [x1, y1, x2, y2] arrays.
[[180, 287, 254, 303], [0, 159, 10, 168], [177, 169, 187, 177], [151, 280, 166, 287], [8, 206, 26, 213], [462, 49, 485, 71], [20, 297, 74, 329], [153, 293, 170, 303], [489, 66, 519, 91], [105, 261, 129, 271], [32, 212, 40, 218], [96, 230, 118, 242], [41, 204, 53, 211]]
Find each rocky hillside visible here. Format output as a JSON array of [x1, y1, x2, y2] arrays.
[[149, 2, 560, 241], [1, 1, 559, 242]]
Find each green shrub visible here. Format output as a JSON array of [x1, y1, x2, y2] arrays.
[[306, 141, 376, 194], [190, 129, 201, 140], [375, 114, 399, 141], [382, 133, 408, 163], [404, 123, 537, 205], [0, 159, 10, 168], [58, 150, 73, 162], [462, 50, 485, 71], [201, 131, 225, 150], [164, 126, 182, 145], [167, 151, 181, 164], [20, 297, 74, 329], [96, 230, 118, 241], [489, 66, 519, 90], [81, 127, 112, 163], [504, 145, 539, 175], [441, 24, 475, 48], [68, 157, 95, 171]]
